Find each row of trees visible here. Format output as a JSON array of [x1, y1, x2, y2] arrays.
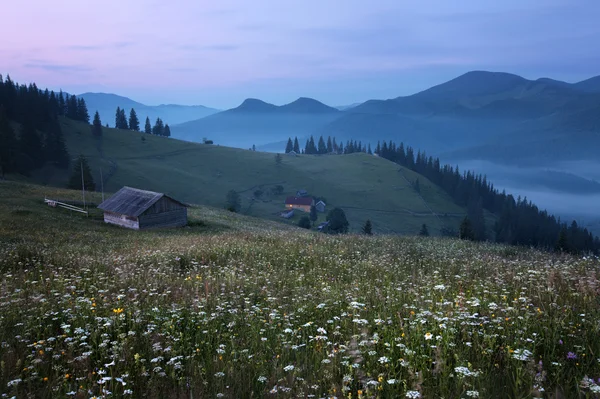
[[114, 107, 171, 137], [285, 136, 372, 155], [371, 139, 599, 254], [0, 75, 77, 177]]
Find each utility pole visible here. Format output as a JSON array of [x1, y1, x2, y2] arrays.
[[80, 160, 86, 209], [100, 167, 104, 202]]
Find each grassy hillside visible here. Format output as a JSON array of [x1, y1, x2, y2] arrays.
[[1, 182, 599, 398], [20, 118, 466, 235]]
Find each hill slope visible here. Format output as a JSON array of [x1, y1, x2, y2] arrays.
[[78, 92, 220, 127], [22, 118, 466, 235]]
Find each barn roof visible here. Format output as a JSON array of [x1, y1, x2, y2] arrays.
[[98, 186, 186, 217], [285, 196, 313, 206]]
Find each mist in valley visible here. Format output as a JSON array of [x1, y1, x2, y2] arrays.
[[453, 159, 600, 235]]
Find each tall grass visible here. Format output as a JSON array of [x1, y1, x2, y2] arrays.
[[1, 227, 599, 398]]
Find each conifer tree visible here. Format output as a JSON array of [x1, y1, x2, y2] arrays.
[[293, 137, 300, 153], [362, 219, 373, 235], [285, 137, 293, 153], [317, 136, 327, 154], [115, 107, 122, 128], [19, 121, 44, 169], [92, 111, 103, 137], [225, 190, 241, 212], [152, 118, 164, 135], [367, 143, 372, 155], [310, 205, 318, 226], [44, 117, 70, 168], [0, 106, 17, 177], [128, 108, 140, 131], [326, 136, 333, 153], [459, 217, 475, 241], [325, 207, 349, 234], [58, 90, 66, 116], [164, 124, 171, 137], [66, 95, 79, 120], [67, 155, 96, 191], [120, 108, 128, 129], [77, 98, 89, 123], [144, 117, 152, 134]]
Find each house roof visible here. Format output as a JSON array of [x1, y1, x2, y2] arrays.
[[316, 200, 326, 206], [285, 196, 313, 206], [98, 186, 186, 217]]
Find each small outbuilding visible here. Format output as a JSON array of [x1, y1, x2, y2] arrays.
[[98, 186, 187, 230], [315, 200, 326, 213]]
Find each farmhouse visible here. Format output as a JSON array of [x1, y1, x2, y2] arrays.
[[315, 200, 326, 213], [285, 196, 314, 213], [98, 186, 187, 230]]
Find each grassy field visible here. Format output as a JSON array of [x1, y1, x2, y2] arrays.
[[1, 182, 599, 398], [19, 118, 466, 235]]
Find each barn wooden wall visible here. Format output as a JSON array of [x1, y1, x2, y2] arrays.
[[143, 197, 185, 215], [138, 208, 187, 229]]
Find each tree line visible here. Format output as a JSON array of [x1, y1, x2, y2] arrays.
[[0, 74, 81, 177], [285, 135, 372, 155], [114, 107, 171, 137], [374, 139, 599, 254]]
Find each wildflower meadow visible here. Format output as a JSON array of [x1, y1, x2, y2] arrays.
[[1, 184, 600, 398]]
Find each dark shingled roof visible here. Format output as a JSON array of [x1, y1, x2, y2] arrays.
[[98, 186, 186, 217], [285, 196, 313, 206]]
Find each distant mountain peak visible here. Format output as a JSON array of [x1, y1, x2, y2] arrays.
[[280, 97, 339, 113], [234, 98, 278, 112]]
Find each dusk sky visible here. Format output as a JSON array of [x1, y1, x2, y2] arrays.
[[2, 0, 599, 108]]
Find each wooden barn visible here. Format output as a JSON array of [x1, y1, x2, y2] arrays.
[[98, 186, 187, 230]]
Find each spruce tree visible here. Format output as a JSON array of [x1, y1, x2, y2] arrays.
[[144, 117, 152, 134], [326, 136, 333, 153], [44, 117, 70, 168], [92, 111, 103, 137], [152, 118, 164, 135], [115, 107, 122, 128], [164, 124, 171, 137], [325, 207, 349, 234], [120, 108, 128, 129], [293, 137, 300, 153], [128, 108, 140, 131], [362, 219, 373, 235], [77, 98, 89, 123], [67, 155, 96, 191], [298, 216, 311, 229], [225, 190, 241, 212], [58, 90, 66, 116], [459, 217, 475, 241], [0, 106, 17, 177], [310, 205, 318, 226], [66, 95, 79, 120], [285, 138, 293, 153], [317, 136, 327, 154], [19, 121, 44, 169]]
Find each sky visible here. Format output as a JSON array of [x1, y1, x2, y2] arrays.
[[2, 0, 599, 108]]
